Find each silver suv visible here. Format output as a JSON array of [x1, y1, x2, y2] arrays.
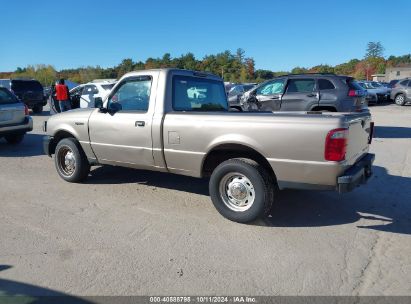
[[390, 78, 411, 106], [0, 88, 33, 144]]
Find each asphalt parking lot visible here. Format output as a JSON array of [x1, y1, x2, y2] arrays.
[[0, 104, 410, 297]]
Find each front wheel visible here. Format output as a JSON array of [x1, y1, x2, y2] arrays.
[[209, 158, 275, 223], [395, 94, 406, 106], [54, 138, 90, 183]]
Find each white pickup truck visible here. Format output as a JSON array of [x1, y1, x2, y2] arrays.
[[43, 69, 375, 223]]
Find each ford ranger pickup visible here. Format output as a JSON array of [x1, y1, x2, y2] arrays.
[[43, 69, 375, 223]]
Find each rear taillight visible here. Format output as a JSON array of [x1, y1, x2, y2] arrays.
[[348, 89, 357, 97], [24, 105, 29, 116], [325, 128, 348, 161], [348, 89, 363, 97]]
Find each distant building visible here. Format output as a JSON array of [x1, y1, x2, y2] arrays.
[[371, 74, 386, 82], [385, 66, 411, 81]]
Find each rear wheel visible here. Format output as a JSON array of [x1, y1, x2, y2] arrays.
[[395, 94, 406, 106], [5, 134, 25, 144], [54, 138, 90, 183], [32, 104, 43, 114], [209, 158, 275, 223]]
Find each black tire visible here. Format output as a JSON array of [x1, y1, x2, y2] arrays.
[[394, 94, 406, 106], [54, 138, 90, 183], [209, 158, 275, 223], [5, 134, 25, 144], [32, 104, 43, 114]]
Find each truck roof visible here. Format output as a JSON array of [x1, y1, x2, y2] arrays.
[[122, 68, 222, 81]]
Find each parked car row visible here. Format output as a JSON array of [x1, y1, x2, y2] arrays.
[[357, 81, 390, 104], [225, 74, 411, 112], [0, 78, 47, 113], [0, 87, 33, 144]]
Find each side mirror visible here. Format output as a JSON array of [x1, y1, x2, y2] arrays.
[[94, 97, 103, 109], [108, 102, 122, 114]]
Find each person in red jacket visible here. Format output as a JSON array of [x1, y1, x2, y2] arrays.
[[55, 79, 71, 112]]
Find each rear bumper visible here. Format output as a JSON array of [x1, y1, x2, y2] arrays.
[[337, 153, 375, 193], [24, 99, 47, 107], [0, 116, 33, 136]]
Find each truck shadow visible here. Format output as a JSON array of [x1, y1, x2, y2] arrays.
[[260, 166, 411, 235], [0, 265, 93, 303], [0, 133, 45, 157], [88, 165, 411, 235], [88, 165, 210, 196], [374, 126, 411, 139]]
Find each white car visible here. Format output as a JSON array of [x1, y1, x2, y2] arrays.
[[70, 81, 116, 109]]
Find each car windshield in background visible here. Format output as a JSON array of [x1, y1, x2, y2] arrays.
[[0, 88, 18, 104], [361, 82, 375, 89], [173, 76, 228, 111], [101, 84, 115, 90], [11, 80, 43, 91]]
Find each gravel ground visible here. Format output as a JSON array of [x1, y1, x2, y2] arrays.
[[0, 104, 410, 297]]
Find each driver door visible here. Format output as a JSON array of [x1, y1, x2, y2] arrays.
[[88, 72, 159, 169], [254, 78, 285, 111]]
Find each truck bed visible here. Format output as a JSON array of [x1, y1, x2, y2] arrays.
[[162, 110, 372, 190]]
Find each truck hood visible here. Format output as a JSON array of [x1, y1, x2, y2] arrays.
[[51, 108, 95, 120], [46, 108, 95, 138]]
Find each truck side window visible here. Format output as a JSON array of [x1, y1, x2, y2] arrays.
[[286, 79, 315, 93], [172, 76, 227, 111], [108, 76, 152, 112]]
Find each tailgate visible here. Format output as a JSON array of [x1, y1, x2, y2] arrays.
[[345, 112, 373, 165], [0, 103, 26, 127]]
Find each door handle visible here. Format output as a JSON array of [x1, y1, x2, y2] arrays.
[[135, 121, 145, 127], [307, 93, 316, 97]]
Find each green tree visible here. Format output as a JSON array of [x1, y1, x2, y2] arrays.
[[365, 41, 384, 59], [291, 67, 308, 74]]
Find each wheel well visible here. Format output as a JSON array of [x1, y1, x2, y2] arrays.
[[311, 106, 337, 112], [230, 106, 242, 112], [49, 131, 76, 155], [202, 144, 276, 180], [395, 92, 404, 98]]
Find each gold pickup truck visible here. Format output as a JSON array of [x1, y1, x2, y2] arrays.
[[43, 69, 374, 223]]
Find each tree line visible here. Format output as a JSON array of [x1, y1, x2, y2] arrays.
[[4, 43, 411, 86]]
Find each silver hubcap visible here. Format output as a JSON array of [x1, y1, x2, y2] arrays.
[[58, 147, 76, 176], [396, 95, 404, 104], [219, 173, 255, 212]]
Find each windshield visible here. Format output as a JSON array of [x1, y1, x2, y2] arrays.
[[0, 88, 19, 104], [173, 76, 228, 111], [357, 82, 375, 89]]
